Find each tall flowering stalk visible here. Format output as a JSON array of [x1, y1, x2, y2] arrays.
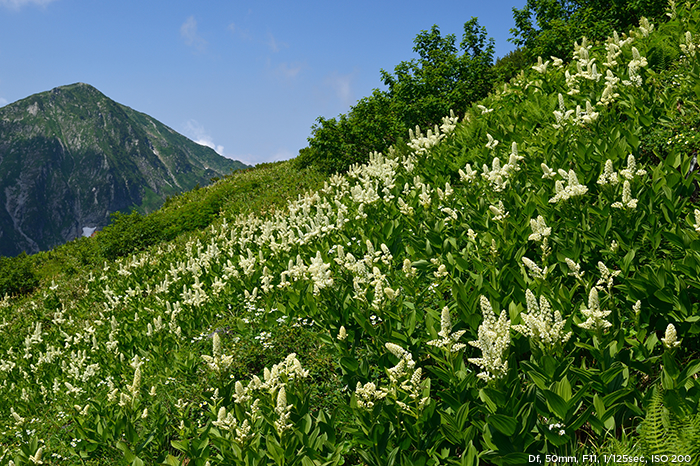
[[512, 290, 572, 352], [468, 296, 511, 382], [355, 343, 429, 416], [427, 306, 467, 353], [578, 287, 612, 331], [202, 332, 234, 372]]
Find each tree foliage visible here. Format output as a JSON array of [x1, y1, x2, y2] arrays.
[[298, 18, 495, 174], [0, 252, 39, 297], [510, 0, 667, 61]]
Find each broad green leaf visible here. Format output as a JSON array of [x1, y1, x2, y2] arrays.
[[487, 414, 517, 436]]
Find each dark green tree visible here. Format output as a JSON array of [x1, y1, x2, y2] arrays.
[[0, 252, 39, 297], [510, 0, 667, 62], [298, 18, 495, 174], [381, 17, 495, 129]]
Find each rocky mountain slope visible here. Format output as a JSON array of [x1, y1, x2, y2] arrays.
[[0, 83, 247, 257]]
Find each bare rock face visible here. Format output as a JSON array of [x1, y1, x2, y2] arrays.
[[0, 83, 248, 257]]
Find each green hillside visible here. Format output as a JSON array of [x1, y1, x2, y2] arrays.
[[2, 2, 700, 465]]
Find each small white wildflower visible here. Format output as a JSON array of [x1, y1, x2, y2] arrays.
[[532, 56, 550, 73], [485, 133, 499, 150], [427, 306, 467, 352], [522, 256, 548, 280], [610, 240, 619, 253], [528, 215, 551, 242], [633, 300, 642, 316], [578, 287, 612, 331], [541, 163, 557, 179], [459, 163, 478, 182], [489, 201, 509, 221], [565, 258, 584, 280], [661, 323, 681, 349], [468, 296, 511, 382]]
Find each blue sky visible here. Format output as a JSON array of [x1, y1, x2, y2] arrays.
[[0, 0, 527, 166]]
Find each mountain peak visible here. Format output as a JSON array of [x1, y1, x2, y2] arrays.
[[0, 84, 248, 257]]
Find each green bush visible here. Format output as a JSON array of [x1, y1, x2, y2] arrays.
[[0, 252, 39, 297], [302, 18, 495, 175], [97, 211, 165, 260]]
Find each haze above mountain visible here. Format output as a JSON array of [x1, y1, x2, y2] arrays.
[[0, 82, 248, 257]]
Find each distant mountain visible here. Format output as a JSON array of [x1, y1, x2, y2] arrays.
[[0, 83, 248, 257]]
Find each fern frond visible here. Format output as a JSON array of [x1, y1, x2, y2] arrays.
[[639, 388, 667, 455]]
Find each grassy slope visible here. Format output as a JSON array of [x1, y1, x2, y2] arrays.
[[1, 5, 700, 465]]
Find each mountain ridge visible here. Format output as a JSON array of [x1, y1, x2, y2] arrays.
[[0, 82, 248, 257]]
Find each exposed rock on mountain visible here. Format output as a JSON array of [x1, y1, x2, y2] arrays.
[[0, 83, 247, 257]]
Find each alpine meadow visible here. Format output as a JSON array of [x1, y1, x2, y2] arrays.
[[3, 1, 700, 465]]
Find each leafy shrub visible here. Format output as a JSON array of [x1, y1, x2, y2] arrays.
[[302, 18, 495, 174], [0, 252, 39, 296], [98, 210, 165, 260]]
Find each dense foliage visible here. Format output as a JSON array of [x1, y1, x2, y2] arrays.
[[300, 0, 672, 177], [0, 253, 39, 297], [1, 2, 700, 465], [509, 0, 668, 62]]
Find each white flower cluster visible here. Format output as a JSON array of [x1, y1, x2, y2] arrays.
[[480, 142, 524, 192], [355, 343, 429, 413], [547, 421, 566, 436], [565, 258, 584, 280], [218, 353, 308, 439], [512, 290, 572, 350], [522, 256, 548, 280], [598, 155, 646, 208], [407, 111, 459, 155], [553, 93, 574, 128], [578, 287, 612, 331], [202, 333, 234, 372], [308, 251, 333, 295], [603, 31, 633, 68], [337, 325, 348, 341], [532, 56, 550, 74], [574, 101, 599, 126], [427, 306, 467, 352], [468, 296, 511, 382], [213, 407, 253, 444], [528, 215, 551, 242], [274, 386, 293, 435], [489, 201, 509, 222], [548, 169, 589, 204], [661, 323, 681, 349], [485, 133, 499, 150], [694, 209, 700, 232], [355, 381, 388, 409], [638, 17, 654, 38], [553, 93, 599, 128], [599, 70, 621, 106], [596, 261, 621, 294], [623, 47, 648, 87], [681, 31, 697, 57], [459, 163, 478, 183], [611, 180, 638, 209], [541, 163, 557, 180]]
